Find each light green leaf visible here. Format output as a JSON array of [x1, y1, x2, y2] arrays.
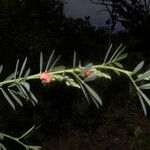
[[73, 51, 76, 72], [139, 83, 150, 90], [0, 143, 7, 150], [79, 82, 90, 104], [83, 63, 93, 72], [136, 70, 150, 82], [113, 46, 126, 61], [28, 145, 42, 150], [51, 66, 65, 72], [19, 125, 35, 139], [0, 134, 4, 140], [5, 72, 16, 81], [49, 55, 61, 71], [113, 62, 123, 68], [0, 65, 3, 74], [29, 91, 38, 104], [138, 92, 147, 116], [24, 68, 30, 79], [115, 53, 128, 61], [83, 83, 102, 105], [109, 43, 123, 62], [8, 89, 23, 107], [19, 57, 27, 78], [133, 61, 144, 73], [21, 82, 30, 91], [139, 90, 150, 106], [103, 44, 112, 64], [14, 59, 19, 79], [45, 50, 55, 72], [0, 88, 15, 110], [40, 52, 43, 73], [90, 95, 99, 109]]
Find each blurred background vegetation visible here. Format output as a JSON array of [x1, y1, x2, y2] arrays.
[[0, 0, 150, 149]]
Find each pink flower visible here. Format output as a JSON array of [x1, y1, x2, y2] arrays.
[[40, 72, 52, 83], [84, 70, 93, 77]]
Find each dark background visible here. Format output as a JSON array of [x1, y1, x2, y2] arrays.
[[0, 0, 150, 149]]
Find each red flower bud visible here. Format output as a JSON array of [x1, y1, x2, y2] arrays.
[[84, 70, 93, 77], [40, 72, 52, 83]]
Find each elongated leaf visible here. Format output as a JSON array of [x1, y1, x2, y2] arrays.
[[73, 51, 76, 71], [109, 43, 123, 62], [24, 68, 30, 79], [84, 73, 97, 82], [103, 44, 112, 63], [133, 61, 144, 73], [14, 59, 19, 79], [83, 83, 102, 105], [113, 46, 126, 61], [51, 65, 65, 72], [0, 135, 4, 140], [139, 83, 150, 90], [40, 52, 43, 73], [16, 84, 29, 100], [113, 62, 123, 68], [115, 53, 128, 61], [28, 145, 42, 150], [0, 65, 3, 74], [21, 82, 30, 91], [136, 70, 150, 82], [139, 90, 150, 106], [138, 92, 147, 116], [49, 55, 61, 71], [29, 91, 38, 104], [8, 89, 23, 107], [0, 88, 15, 110], [79, 82, 90, 103], [19, 125, 35, 139], [4, 72, 16, 81], [19, 57, 27, 78], [0, 143, 7, 150], [16, 85, 26, 98], [45, 50, 55, 72], [83, 63, 93, 72], [90, 95, 99, 108]]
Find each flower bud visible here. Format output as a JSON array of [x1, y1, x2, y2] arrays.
[[40, 72, 52, 83]]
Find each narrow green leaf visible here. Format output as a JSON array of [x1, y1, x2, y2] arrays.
[[84, 73, 97, 82], [14, 59, 19, 79], [29, 91, 38, 104], [136, 70, 150, 82], [73, 51, 76, 71], [0, 134, 4, 140], [19, 125, 35, 139], [21, 82, 30, 91], [139, 83, 150, 90], [49, 55, 61, 71], [0, 88, 15, 110], [40, 52, 43, 73], [90, 95, 99, 108], [103, 44, 112, 64], [133, 61, 144, 73], [51, 65, 65, 72], [17, 84, 29, 100], [79, 82, 90, 103], [113, 46, 126, 61], [45, 50, 55, 72], [83, 63, 93, 72], [28, 145, 42, 150], [0, 65, 3, 74], [138, 92, 147, 116], [24, 68, 30, 79], [139, 90, 150, 106], [4, 72, 16, 81], [115, 53, 128, 61], [113, 62, 123, 68], [19, 57, 27, 78], [8, 89, 23, 107], [83, 83, 102, 105], [16, 85, 26, 99], [0, 143, 7, 150], [109, 43, 123, 62]]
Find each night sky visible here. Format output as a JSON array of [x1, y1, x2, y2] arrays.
[[64, 0, 123, 30]]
